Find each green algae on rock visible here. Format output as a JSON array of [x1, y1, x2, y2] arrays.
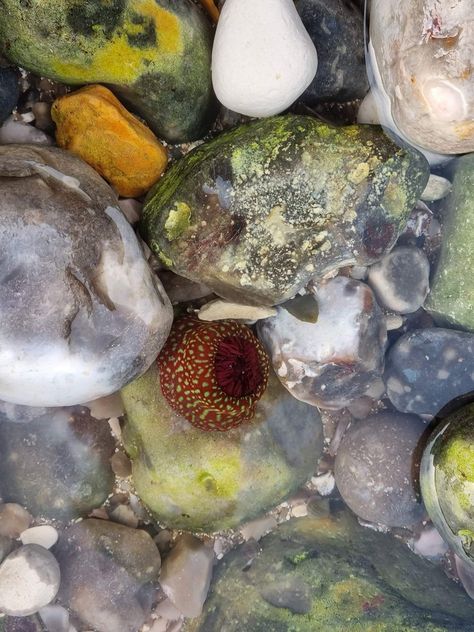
[[426, 154, 474, 331], [185, 509, 474, 632], [421, 401, 474, 568], [121, 365, 323, 532], [0, 0, 215, 142], [141, 115, 429, 306]]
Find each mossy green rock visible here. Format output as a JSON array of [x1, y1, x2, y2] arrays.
[[121, 367, 323, 532], [426, 154, 474, 331], [0, 0, 215, 142], [185, 509, 474, 632], [141, 115, 429, 306], [421, 401, 474, 567]]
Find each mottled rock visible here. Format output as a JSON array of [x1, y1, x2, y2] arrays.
[[426, 154, 474, 330], [0, 145, 172, 407], [335, 412, 426, 528], [0, 67, 19, 125], [122, 365, 324, 531], [160, 535, 214, 618], [52, 85, 168, 197], [258, 276, 387, 409], [54, 519, 161, 632], [0, 504, 33, 538], [185, 510, 474, 632], [0, 408, 115, 520], [385, 328, 474, 416], [295, 0, 368, 104], [141, 115, 429, 306], [368, 246, 430, 314], [0, 0, 215, 142], [0, 545, 60, 616]]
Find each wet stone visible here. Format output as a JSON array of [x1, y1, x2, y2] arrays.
[[0, 408, 115, 520], [295, 0, 368, 105], [0, 67, 19, 125], [54, 519, 161, 632], [334, 412, 426, 528], [141, 115, 429, 306], [258, 276, 387, 409], [0, 504, 33, 538], [367, 246, 430, 314], [385, 328, 474, 416]]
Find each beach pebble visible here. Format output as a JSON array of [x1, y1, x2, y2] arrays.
[[421, 174, 452, 201], [39, 605, 70, 632], [0, 504, 33, 539], [212, 0, 317, 117], [20, 526, 59, 550], [368, 246, 430, 314], [0, 116, 52, 145], [198, 299, 276, 322], [0, 544, 60, 616], [160, 534, 214, 618]]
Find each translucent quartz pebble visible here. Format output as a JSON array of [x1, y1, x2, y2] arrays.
[[369, 0, 474, 154], [334, 412, 426, 528], [367, 246, 430, 314], [0, 145, 172, 407], [385, 328, 474, 416], [258, 276, 387, 410]]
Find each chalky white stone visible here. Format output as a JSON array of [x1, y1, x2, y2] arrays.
[[20, 525, 59, 550], [212, 0, 318, 117]]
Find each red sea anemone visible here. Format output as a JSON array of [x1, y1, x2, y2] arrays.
[[158, 316, 270, 431]]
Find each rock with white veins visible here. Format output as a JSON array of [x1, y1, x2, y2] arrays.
[[212, 0, 317, 117], [367, 246, 430, 314], [0, 144, 172, 407], [0, 544, 60, 616], [258, 276, 387, 409]]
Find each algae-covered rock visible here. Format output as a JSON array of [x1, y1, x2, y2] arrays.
[[421, 401, 474, 568], [141, 115, 429, 306], [426, 154, 474, 330], [185, 509, 474, 631], [0, 0, 215, 142], [121, 366, 323, 532]]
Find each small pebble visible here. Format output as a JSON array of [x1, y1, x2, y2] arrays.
[[310, 472, 336, 496], [0, 504, 33, 538], [118, 198, 143, 225], [240, 516, 278, 542], [110, 452, 132, 478], [32, 102, 53, 131], [385, 313, 404, 330], [0, 544, 60, 616], [198, 299, 276, 322], [154, 530, 172, 556], [0, 116, 52, 145], [39, 604, 70, 632], [412, 526, 448, 561], [20, 526, 59, 550], [421, 174, 452, 201], [84, 393, 124, 420], [108, 505, 139, 529]]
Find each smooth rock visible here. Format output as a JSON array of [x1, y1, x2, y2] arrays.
[[52, 85, 168, 197], [212, 0, 317, 117], [158, 271, 212, 306], [295, 0, 368, 105], [110, 452, 132, 478], [0, 504, 33, 539], [0, 116, 52, 145], [426, 154, 474, 330], [334, 412, 426, 528], [369, 0, 474, 155], [367, 246, 430, 314], [160, 535, 214, 619], [0, 0, 216, 142], [421, 175, 452, 202], [0, 408, 115, 520], [385, 328, 474, 416], [54, 519, 161, 632], [20, 527, 59, 550], [122, 365, 324, 531], [185, 511, 474, 632], [0, 545, 60, 616], [141, 115, 429, 306], [39, 605, 70, 632], [0, 67, 19, 125], [258, 276, 387, 409], [83, 393, 124, 420], [198, 299, 276, 322], [0, 145, 172, 407]]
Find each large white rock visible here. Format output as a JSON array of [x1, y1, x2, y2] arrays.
[[212, 0, 318, 117]]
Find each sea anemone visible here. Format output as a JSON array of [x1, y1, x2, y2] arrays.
[[158, 316, 269, 431]]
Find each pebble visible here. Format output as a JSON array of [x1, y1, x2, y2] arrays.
[[39, 605, 70, 632], [334, 412, 426, 528], [421, 174, 452, 201], [198, 299, 277, 322], [412, 526, 448, 561], [310, 472, 336, 497], [0, 116, 52, 145], [0, 67, 19, 124], [83, 393, 124, 420], [367, 246, 430, 314], [212, 0, 317, 117], [52, 85, 169, 197], [160, 534, 214, 619], [240, 516, 278, 542], [0, 504, 33, 539], [0, 544, 60, 616], [20, 526, 59, 550], [110, 452, 132, 478], [384, 328, 474, 416], [118, 198, 143, 225], [108, 505, 139, 529]]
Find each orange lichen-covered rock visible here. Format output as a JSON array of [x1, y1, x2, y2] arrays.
[[200, 0, 220, 23], [52, 85, 168, 198]]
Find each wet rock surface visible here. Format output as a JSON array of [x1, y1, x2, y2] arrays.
[[0, 66, 19, 125]]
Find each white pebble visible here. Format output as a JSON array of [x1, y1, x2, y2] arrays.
[[421, 174, 452, 201], [212, 0, 317, 117], [39, 604, 70, 632], [198, 299, 276, 322], [0, 116, 52, 145], [20, 525, 59, 550]]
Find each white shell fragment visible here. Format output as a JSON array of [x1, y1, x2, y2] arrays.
[[20, 526, 59, 550], [198, 299, 277, 322], [212, 0, 318, 117]]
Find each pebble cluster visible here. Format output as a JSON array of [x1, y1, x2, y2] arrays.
[[0, 0, 473, 631]]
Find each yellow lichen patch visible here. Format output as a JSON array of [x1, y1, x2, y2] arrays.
[[348, 162, 370, 185], [164, 202, 192, 241], [52, 0, 182, 84], [200, 0, 220, 23], [52, 85, 168, 197]]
